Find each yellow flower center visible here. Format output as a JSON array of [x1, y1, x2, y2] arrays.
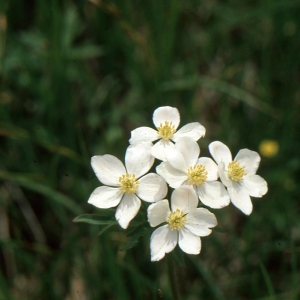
[[227, 160, 246, 182], [167, 209, 187, 231], [118, 174, 139, 194], [157, 121, 176, 140], [187, 164, 207, 186]]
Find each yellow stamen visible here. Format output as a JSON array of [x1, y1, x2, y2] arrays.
[[187, 164, 207, 186], [157, 121, 176, 140], [167, 209, 187, 231], [118, 174, 139, 194], [227, 160, 246, 182]]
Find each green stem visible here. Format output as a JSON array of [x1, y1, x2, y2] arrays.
[[167, 256, 181, 300]]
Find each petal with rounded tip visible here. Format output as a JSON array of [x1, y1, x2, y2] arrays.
[[150, 225, 177, 261], [209, 141, 232, 165], [164, 147, 188, 173], [172, 137, 200, 168], [171, 186, 198, 214], [197, 181, 230, 209], [241, 175, 268, 197], [151, 139, 174, 161], [153, 106, 180, 129], [235, 149, 261, 176], [125, 143, 154, 178], [197, 157, 218, 181], [115, 193, 141, 229], [228, 183, 253, 215], [129, 126, 159, 144], [178, 228, 201, 255], [91, 155, 125, 186], [147, 200, 170, 227], [156, 162, 187, 189], [88, 186, 123, 208], [136, 173, 168, 202], [173, 122, 206, 142], [185, 208, 217, 236]]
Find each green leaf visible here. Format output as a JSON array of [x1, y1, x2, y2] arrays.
[[120, 225, 150, 251], [73, 213, 116, 225]]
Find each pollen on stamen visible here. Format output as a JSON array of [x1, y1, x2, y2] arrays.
[[227, 160, 246, 182], [118, 174, 139, 194], [187, 164, 208, 186], [157, 121, 176, 140], [167, 209, 187, 231]]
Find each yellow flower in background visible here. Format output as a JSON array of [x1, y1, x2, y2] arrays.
[[259, 140, 279, 157]]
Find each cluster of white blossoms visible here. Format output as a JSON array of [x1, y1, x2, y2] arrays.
[[88, 106, 268, 261]]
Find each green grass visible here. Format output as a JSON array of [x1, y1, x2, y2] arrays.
[[1, 0, 300, 299]]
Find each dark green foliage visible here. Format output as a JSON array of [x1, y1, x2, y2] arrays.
[[1, 0, 300, 299]]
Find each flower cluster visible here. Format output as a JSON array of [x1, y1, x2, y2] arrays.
[[87, 106, 268, 261]]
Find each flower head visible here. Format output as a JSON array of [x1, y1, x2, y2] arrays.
[[88, 143, 168, 229], [157, 137, 230, 209], [147, 185, 217, 261], [129, 106, 206, 161], [209, 141, 268, 215]]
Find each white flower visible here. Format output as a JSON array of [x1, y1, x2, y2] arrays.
[[129, 106, 206, 161], [157, 137, 230, 209], [148, 185, 217, 261], [209, 141, 268, 215], [88, 143, 168, 229]]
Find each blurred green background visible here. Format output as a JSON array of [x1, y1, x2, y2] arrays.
[[1, 0, 300, 299]]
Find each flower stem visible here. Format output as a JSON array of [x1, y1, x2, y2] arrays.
[[167, 256, 181, 300]]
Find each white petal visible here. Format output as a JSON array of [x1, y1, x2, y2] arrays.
[[163, 147, 188, 173], [228, 183, 253, 215], [171, 186, 198, 214], [241, 175, 268, 197], [91, 155, 125, 186], [150, 225, 177, 261], [209, 141, 232, 165], [147, 200, 170, 227], [88, 186, 123, 208], [178, 228, 201, 255], [125, 143, 154, 178], [172, 137, 200, 167], [173, 122, 206, 142], [151, 139, 174, 161], [197, 157, 218, 181], [136, 173, 168, 202], [115, 194, 141, 229], [129, 126, 159, 144], [185, 208, 217, 236], [197, 181, 230, 209], [235, 149, 261, 176], [156, 162, 187, 189], [218, 161, 233, 188], [153, 106, 180, 130]]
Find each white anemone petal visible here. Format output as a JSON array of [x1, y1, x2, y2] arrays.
[[125, 143, 154, 178], [88, 186, 123, 208], [241, 175, 268, 197], [178, 228, 201, 255], [151, 139, 174, 161], [173, 122, 206, 142], [209, 141, 232, 165], [228, 182, 253, 215], [129, 126, 159, 144], [115, 194, 141, 229], [235, 149, 261, 175], [150, 225, 177, 261], [185, 208, 217, 236], [197, 157, 218, 181], [171, 186, 198, 214], [156, 162, 187, 189], [147, 200, 170, 227], [197, 181, 230, 209], [136, 173, 167, 202], [153, 106, 180, 129], [91, 155, 125, 186]]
